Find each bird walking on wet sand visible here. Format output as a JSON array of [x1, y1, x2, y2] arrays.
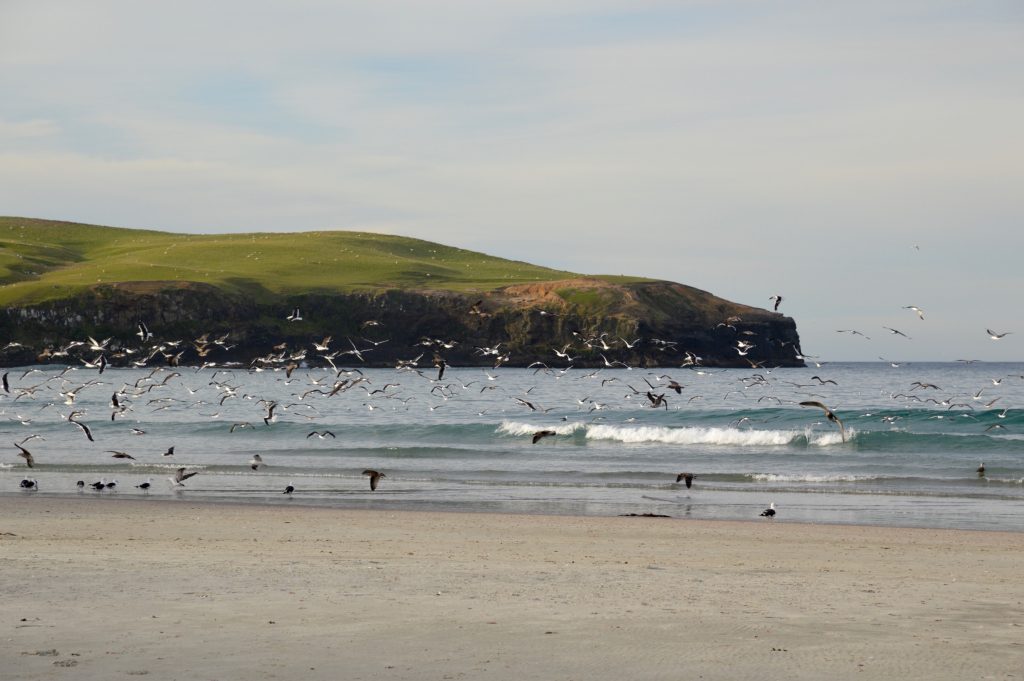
[[675, 472, 695, 489], [283, 483, 294, 495], [799, 400, 846, 442], [136, 478, 153, 492], [20, 477, 38, 490], [760, 503, 776, 518], [362, 469, 385, 491]]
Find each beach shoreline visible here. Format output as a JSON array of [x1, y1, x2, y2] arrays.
[[4, 496, 1022, 680]]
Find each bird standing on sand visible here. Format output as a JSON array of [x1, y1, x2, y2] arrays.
[[675, 472, 695, 489], [362, 469, 385, 491], [283, 483, 294, 495], [20, 477, 38, 490], [760, 503, 776, 518], [136, 478, 153, 492]]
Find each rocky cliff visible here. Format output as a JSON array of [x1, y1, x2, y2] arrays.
[[1, 277, 803, 369]]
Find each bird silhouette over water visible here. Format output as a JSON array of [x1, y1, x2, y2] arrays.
[[362, 469, 385, 491], [532, 430, 557, 444], [799, 401, 846, 442], [675, 472, 695, 489]]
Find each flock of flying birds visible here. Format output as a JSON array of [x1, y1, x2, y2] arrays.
[[3, 298, 1018, 520]]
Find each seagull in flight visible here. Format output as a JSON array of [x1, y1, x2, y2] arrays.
[[675, 472, 695, 489], [306, 430, 336, 439], [14, 443, 34, 468], [362, 469, 386, 491], [836, 330, 871, 340], [882, 327, 911, 339], [532, 430, 557, 444], [987, 329, 1012, 340], [799, 400, 846, 442], [769, 295, 783, 312], [903, 306, 925, 320], [168, 467, 199, 487]]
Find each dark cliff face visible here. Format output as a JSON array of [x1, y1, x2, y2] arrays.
[[0, 279, 804, 368]]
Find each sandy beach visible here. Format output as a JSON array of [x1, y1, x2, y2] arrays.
[[2, 497, 1022, 680]]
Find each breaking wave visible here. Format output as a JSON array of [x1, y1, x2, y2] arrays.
[[584, 424, 849, 447]]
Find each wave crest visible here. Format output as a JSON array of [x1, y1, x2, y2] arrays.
[[497, 420, 586, 437], [584, 424, 849, 447]]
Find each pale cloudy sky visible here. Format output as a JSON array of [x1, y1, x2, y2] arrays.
[[1, 1, 1022, 361]]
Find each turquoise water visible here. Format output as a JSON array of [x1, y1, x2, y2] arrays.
[[3, 362, 1023, 530]]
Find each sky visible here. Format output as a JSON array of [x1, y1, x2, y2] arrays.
[[1, 0, 1022, 361]]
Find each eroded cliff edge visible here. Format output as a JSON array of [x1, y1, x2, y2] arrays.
[[1, 277, 803, 368]]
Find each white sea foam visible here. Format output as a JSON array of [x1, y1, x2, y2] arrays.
[[129, 462, 209, 470], [497, 420, 586, 437], [584, 424, 851, 447], [749, 473, 878, 483]]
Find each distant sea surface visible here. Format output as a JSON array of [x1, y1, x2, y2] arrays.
[[3, 362, 1023, 531]]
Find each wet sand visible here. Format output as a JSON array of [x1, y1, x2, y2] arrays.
[[3, 496, 1022, 680]]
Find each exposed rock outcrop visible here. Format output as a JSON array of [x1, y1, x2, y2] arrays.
[[1, 278, 803, 368]]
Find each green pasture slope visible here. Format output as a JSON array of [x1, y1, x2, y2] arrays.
[[0, 217, 644, 305]]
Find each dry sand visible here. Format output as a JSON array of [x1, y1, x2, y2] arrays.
[[2, 496, 1022, 680]]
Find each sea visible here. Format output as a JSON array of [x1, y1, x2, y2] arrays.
[[3, 362, 1023, 531]]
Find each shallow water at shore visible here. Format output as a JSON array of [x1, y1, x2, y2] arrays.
[[3, 362, 1023, 530]]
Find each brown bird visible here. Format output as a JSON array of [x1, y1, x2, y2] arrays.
[[799, 401, 846, 442], [14, 442, 34, 468], [675, 472, 695, 489], [532, 430, 557, 444], [108, 450, 136, 461], [363, 469, 386, 491], [169, 467, 199, 487], [646, 391, 668, 410]]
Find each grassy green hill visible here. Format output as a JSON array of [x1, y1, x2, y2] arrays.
[[0, 217, 646, 305], [0, 217, 804, 368]]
